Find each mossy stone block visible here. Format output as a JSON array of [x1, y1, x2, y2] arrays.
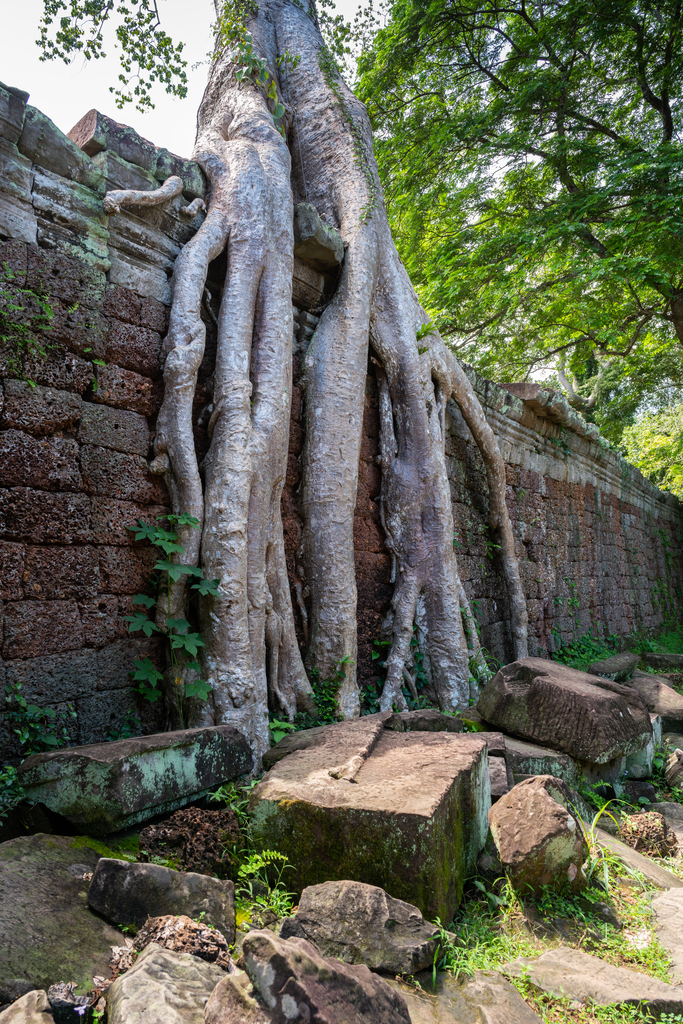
[[250, 719, 491, 923]]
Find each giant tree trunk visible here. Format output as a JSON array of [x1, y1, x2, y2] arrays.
[[127, 0, 527, 760]]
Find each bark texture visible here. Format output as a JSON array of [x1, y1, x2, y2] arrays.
[[103, 0, 527, 759]]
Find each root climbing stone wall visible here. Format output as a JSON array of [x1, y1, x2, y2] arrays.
[[0, 84, 681, 751]]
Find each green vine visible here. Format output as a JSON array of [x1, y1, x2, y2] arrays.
[[317, 45, 379, 223], [216, 4, 298, 138], [126, 514, 219, 729]]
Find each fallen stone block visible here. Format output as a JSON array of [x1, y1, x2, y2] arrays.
[[478, 658, 652, 764], [489, 756, 511, 800], [387, 708, 463, 733], [504, 736, 580, 788], [17, 725, 252, 834], [489, 776, 587, 892], [251, 715, 491, 922], [666, 748, 683, 789], [106, 943, 226, 1024], [279, 880, 438, 974], [623, 712, 661, 780], [88, 859, 235, 939], [504, 947, 683, 1014], [205, 930, 411, 1024], [0, 835, 123, 999], [643, 652, 683, 672], [0, 990, 53, 1024], [628, 671, 683, 732], [388, 969, 543, 1023], [589, 652, 639, 682], [263, 710, 466, 769], [652, 888, 683, 984]]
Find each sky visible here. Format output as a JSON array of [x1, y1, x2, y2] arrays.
[[0, 0, 358, 159]]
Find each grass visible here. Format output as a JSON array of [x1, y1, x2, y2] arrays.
[[433, 853, 675, 1024], [551, 620, 683, 673]]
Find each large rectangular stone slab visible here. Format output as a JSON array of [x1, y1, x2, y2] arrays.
[[628, 671, 683, 731], [478, 658, 652, 764], [504, 736, 580, 788], [250, 716, 491, 923], [17, 726, 253, 835]]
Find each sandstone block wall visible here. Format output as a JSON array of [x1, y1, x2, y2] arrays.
[[1, 83, 681, 751]]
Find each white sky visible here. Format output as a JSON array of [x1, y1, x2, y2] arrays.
[[0, 0, 359, 158]]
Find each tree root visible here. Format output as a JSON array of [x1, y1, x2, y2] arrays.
[[101, 0, 528, 758]]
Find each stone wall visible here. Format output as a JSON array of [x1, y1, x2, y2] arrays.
[[1, 82, 682, 751]]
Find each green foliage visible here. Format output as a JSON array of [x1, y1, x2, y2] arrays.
[[294, 655, 353, 729], [106, 709, 142, 741], [621, 404, 683, 498], [552, 631, 620, 671], [4, 681, 76, 754], [269, 718, 297, 744], [0, 263, 54, 383], [1, 683, 77, 824], [0, 765, 25, 826], [215, 11, 296, 137], [358, 0, 683, 445], [37, 0, 188, 112], [126, 514, 219, 728], [209, 779, 259, 832], [236, 849, 295, 917]]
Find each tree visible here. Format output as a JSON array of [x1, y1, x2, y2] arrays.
[[622, 404, 683, 499], [37, 0, 527, 759], [357, 0, 683, 435]]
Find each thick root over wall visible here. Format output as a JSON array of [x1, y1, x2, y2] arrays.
[[105, 0, 528, 761]]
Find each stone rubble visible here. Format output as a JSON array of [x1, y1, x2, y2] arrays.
[[88, 858, 235, 939], [488, 776, 588, 892], [279, 879, 439, 975]]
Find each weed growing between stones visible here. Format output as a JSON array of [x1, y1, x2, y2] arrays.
[[236, 850, 296, 920], [126, 514, 221, 728], [433, 856, 673, 1024]]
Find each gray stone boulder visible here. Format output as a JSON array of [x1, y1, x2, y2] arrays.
[[250, 715, 491, 922], [387, 709, 463, 733], [478, 658, 652, 764], [504, 947, 683, 1015], [17, 725, 252, 834], [205, 929, 411, 1024], [0, 991, 53, 1024], [503, 736, 580, 788], [589, 652, 639, 681], [293, 203, 344, 270], [643, 652, 683, 672], [106, 943, 225, 1024], [628, 671, 683, 731], [279, 880, 438, 974], [488, 776, 588, 892], [388, 970, 543, 1023], [88, 859, 235, 939], [0, 835, 123, 999]]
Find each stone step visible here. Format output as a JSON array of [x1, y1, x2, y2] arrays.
[[503, 947, 683, 1014]]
